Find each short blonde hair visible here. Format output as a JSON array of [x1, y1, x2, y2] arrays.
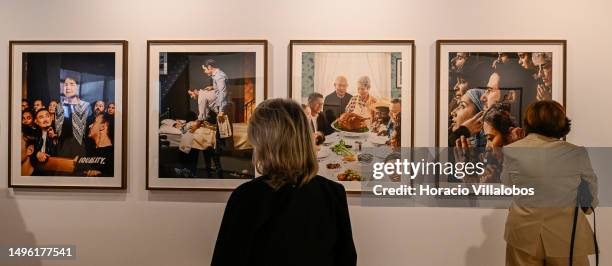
[[248, 98, 318, 188]]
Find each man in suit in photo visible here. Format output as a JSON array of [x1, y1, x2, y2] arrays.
[[307, 92, 333, 135]]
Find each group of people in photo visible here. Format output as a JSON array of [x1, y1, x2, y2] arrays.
[[20, 76, 115, 177], [448, 52, 554, 182], [303, 75, 402, 148]]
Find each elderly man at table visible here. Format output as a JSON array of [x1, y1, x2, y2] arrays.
[[323, 75, 353, 124]]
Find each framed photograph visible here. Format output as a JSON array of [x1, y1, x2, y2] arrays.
[[9, 40, 128, 189], [436, 40, 566, 185], [290, 40, 414, 192], [147, 40, 267, 190]]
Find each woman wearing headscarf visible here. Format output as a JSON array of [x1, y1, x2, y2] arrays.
[[449, 88, 486, 147]]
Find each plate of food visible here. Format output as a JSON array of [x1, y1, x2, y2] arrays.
[[337, 169, 363, 181], [330, 139, 354, 157], [326, 162, 341, 170], [357, 153, 374, 163], [331, 113, 370, 137]]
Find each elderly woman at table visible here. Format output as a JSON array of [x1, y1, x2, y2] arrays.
[[345, 76, 377, 121]]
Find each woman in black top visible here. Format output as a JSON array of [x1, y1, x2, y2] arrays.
[[212, 98, 357, 266]]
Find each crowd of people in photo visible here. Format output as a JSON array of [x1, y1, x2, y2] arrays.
[[20, 76, 115, 177], [303, 75, 402, 148], [448, 52, 554, 183]]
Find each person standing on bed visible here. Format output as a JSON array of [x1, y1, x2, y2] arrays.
[[186, 60, 227, 178]]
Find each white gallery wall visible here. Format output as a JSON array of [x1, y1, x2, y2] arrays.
[[1, 0, 611, 265]]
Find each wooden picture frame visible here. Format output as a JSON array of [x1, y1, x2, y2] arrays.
[[289, 40, 415, 192], [9, 40, 128, 189], [146, 40, 268, 190], [435, 39, 567, 188]]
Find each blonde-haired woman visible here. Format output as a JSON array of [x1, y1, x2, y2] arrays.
[[212, 98, 357, 266]]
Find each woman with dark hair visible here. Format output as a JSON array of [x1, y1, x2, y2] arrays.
[[22, 109, 35, 129], [48, 99, 59, 125], [482, 103, 519, 148], [454, 103, 521, 183], [212, 98, 357, 266], [480, 104, 520, 183], [502, 101, 598, 266], [55, 76, 91, 158]]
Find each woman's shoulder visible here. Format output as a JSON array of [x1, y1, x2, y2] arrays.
[[228, 177, 271, 201], [507, 133, 580, 149], [305, 175, 347, 196], [232, 175, 347, 198], [233, 177, 270, 194]]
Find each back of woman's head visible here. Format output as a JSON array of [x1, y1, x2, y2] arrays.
[[523, 100, 571, 139], [247, 98, 318, 188]]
